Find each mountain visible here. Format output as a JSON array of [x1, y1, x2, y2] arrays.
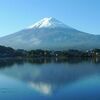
[[0, 17, 100, 50]]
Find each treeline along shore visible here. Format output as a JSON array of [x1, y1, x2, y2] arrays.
[[0, 45, 100, 58]]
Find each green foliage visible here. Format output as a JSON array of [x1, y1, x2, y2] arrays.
[[0, 45, 100, 58]]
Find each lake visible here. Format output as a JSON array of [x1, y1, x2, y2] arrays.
[[0, 58, 100, 100]]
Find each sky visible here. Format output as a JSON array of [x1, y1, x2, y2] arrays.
[[0, 0, 100, 37]]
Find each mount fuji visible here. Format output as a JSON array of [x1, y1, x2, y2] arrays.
[[0, 17, 100, 50]]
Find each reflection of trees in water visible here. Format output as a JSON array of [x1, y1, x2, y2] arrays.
[[26, 57, 100, 64], [0, 58, 25, 68], [0, 57, 100, 68]]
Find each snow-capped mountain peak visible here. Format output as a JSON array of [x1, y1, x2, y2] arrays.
[[28, 17, 69, 29]]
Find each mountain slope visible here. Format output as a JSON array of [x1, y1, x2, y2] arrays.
[[0, 17, 100, 50]]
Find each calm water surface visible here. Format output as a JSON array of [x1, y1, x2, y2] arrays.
[[0, 58, 100, 100]]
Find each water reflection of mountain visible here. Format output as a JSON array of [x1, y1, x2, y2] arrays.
[[0, 58, 100, 95]]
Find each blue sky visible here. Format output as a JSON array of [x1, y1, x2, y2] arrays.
[[0, 0, 100, 37]]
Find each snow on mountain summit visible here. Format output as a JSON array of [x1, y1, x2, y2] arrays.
[[28, 17, 70, 29]]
